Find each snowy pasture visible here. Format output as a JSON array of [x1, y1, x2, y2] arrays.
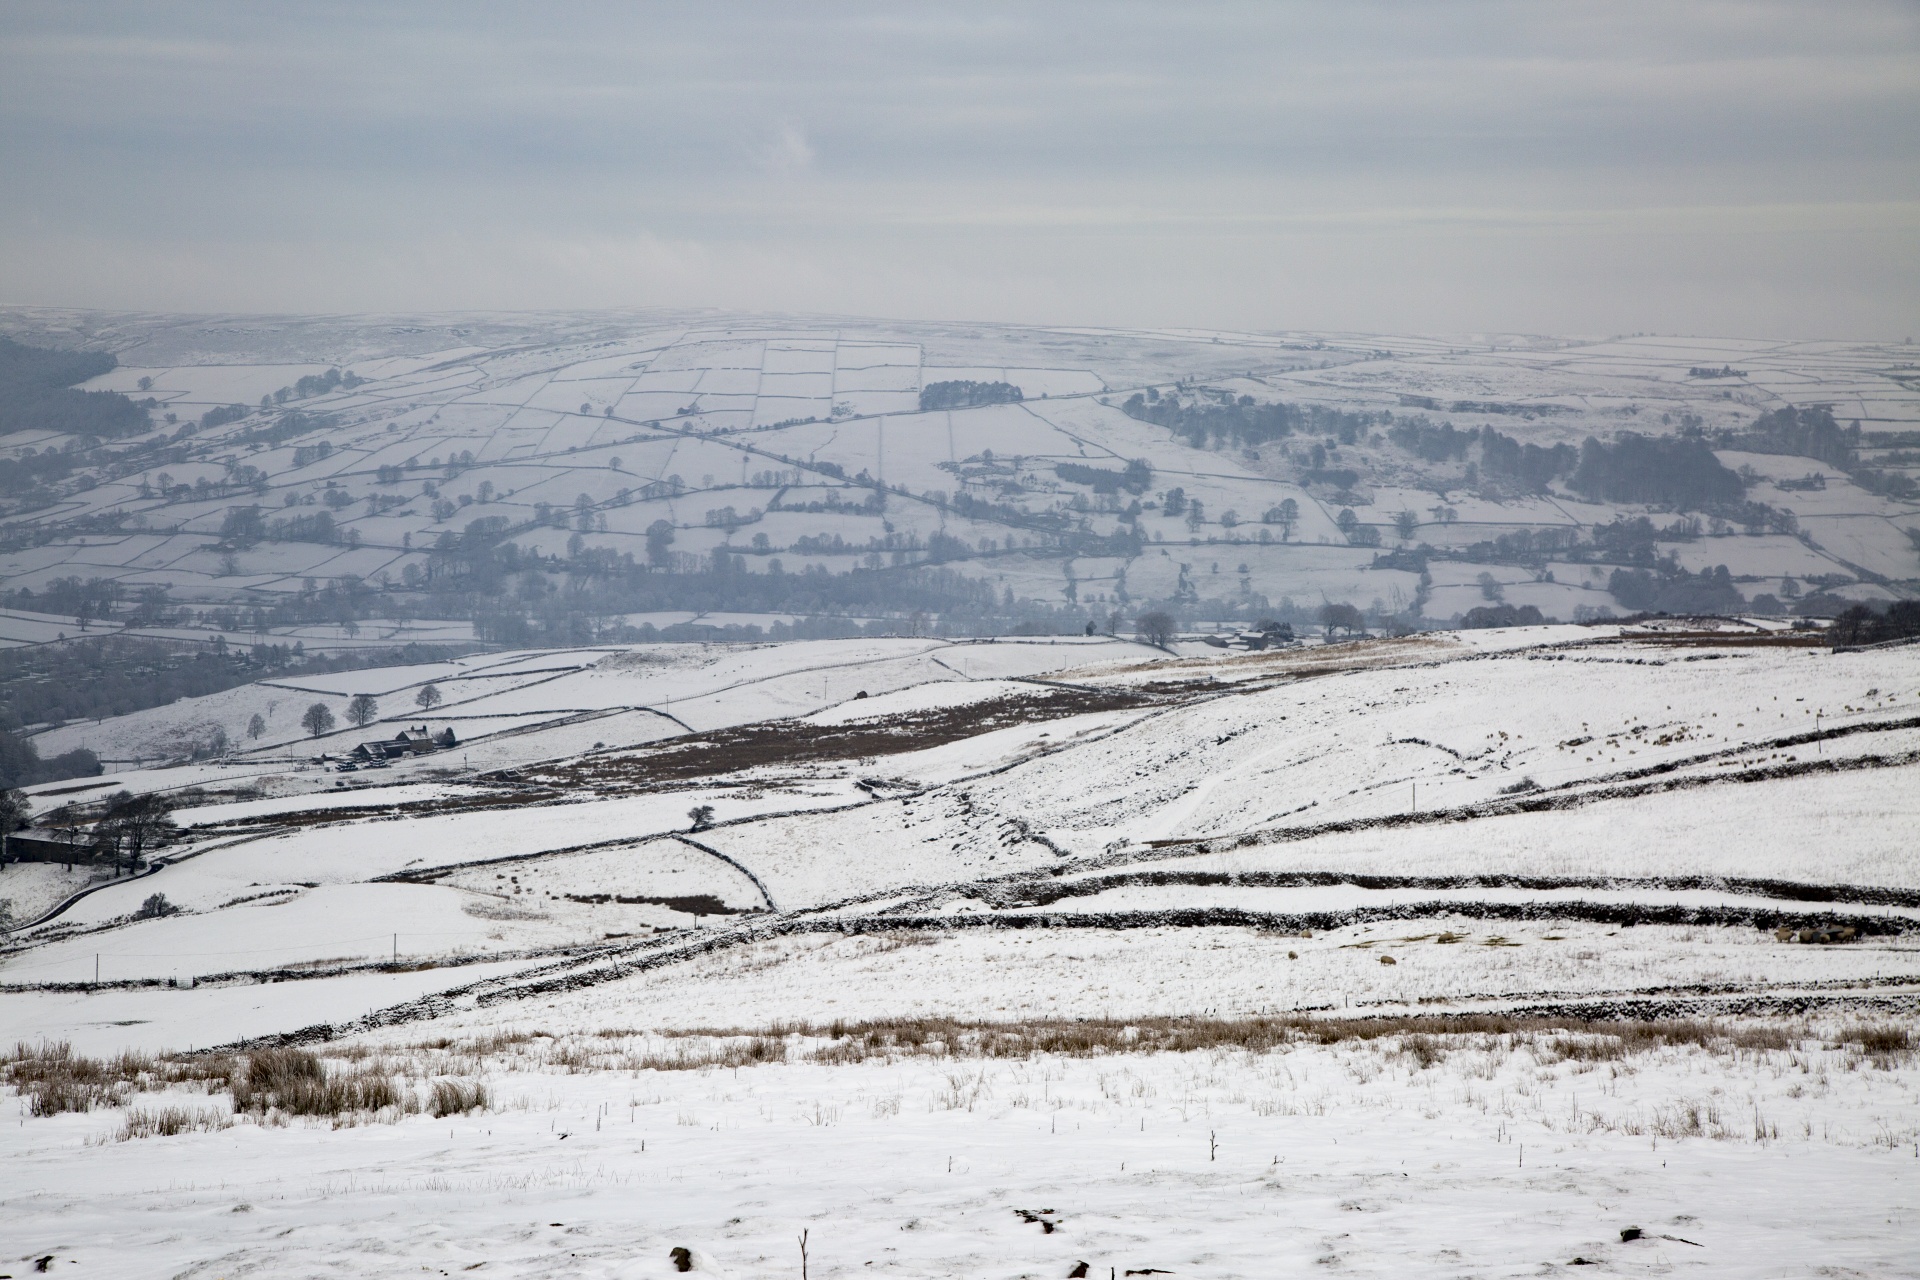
[[2, 620, 1918, 1279]]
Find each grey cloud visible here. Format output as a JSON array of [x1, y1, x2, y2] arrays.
[[0, 1, 1914, 334]]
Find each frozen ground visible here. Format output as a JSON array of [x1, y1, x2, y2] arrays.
[[6, 626, 1916, 1034], [2, 622, 1917, 1277], [2, 1019, 1917, 1278]]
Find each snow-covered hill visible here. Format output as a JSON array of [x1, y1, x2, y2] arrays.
[[2, 311, 1915, 660], [5, 623, 1915, 1045], [3, 623, 1917, 1278]]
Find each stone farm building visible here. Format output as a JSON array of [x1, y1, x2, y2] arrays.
[[348, 725, 457, 763]]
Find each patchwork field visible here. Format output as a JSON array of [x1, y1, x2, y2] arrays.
[[0, 311, 1914, 658]]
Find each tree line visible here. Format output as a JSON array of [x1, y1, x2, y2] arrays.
[[0, 336, 150, 441], [0, 634, 469, 736], [1120, 387, 1381, 450], [920, 381, 1023, 411]]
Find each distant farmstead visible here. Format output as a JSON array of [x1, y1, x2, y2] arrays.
[[348, 724, 456, 764], [2, 827, 88, 864]]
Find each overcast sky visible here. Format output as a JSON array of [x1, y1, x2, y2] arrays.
[[1, 1, 1915, 336]]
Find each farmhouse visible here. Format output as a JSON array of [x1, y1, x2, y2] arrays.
[[348, 725, 457, 763], [2, 827, 89, 864]]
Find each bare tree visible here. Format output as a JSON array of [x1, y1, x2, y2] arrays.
[[1263, 498, 1299, 541], [346, 694, 379, 729], [1136, 610, 1177, 649], [0, 787, 28, 834], [302, 702, 336, 738], [688, 804, 716, 831], [93, 791, 173, 876], [1319, 602, 1365, 639], [415, 683, 443, 711], [247, 712, 267, 741]]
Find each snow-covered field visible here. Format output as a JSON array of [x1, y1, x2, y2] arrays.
[[3, 622, 1918, 1277], [3, 1012, 1917, 1278], [0, 310, 1914, 644]]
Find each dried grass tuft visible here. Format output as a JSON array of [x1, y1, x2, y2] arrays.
[[429, 1079, 489, 1116]]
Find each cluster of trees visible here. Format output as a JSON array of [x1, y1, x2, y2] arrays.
[[299, 688, 407, 738], [403, 513, 1035, 645], [1385, 405, 1907, 507], [1387, 417, 1475, 462], [21, 574, 128, 623], [1386, 416, 1575, 490], [408, 513, 1171, 645], [1569, 433, 1746, 508], [469, 560, 1018, 647], [291, 439, 334, 468], [199, 403, 250, 430], [1055, 458, 1152, 494], [85, 791, 172, 873], [284, 367, 361, 401], [919, 380, 1023, 411], [1319, 601, 1367, 637], [1480, 429, 1577, 493], [29, 790, 175, 875], [1453, 516, 1698, 570], [264, 509, 338, 544], [0, 726, 100, 790], [239, 368, 365, 415], [1460, 603, 1547, 629], [0, 635, 466, 737], [0, 446, 84, 505], [1, 402, 271, 511], [616, 614, 939, 645], [0, 337, 150, 440], [1120, 387, 1381, 451], [1606, 564, 1747, 615], [768, 487, 882, 515], [1725, 405, 1856, 469], [1717, 406, 1919, 499], [236, 409, 332, 451], [1135, 610, 1176, 647], [1262, 499, 1300, 539], [1828, 601, 1920, 647], [1334, 509, 1381, 547]]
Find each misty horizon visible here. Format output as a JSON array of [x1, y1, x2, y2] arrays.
[[2, 1, 1916, 337]]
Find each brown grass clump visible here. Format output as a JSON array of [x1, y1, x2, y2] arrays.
[[112, 1106, 233, 1141], [3, 1041, 198, 1116], [231, 1047, 407, 1117], [625, 1013, 1889, 1070], [5, 1040, 249, 1114], [428, 1079, 489, 1116], [1836, 1022, 1913, 1068], [532, 686, 1158, 792], [3, 1040, 489, 1128], [633, 1035, 792, 1072]]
